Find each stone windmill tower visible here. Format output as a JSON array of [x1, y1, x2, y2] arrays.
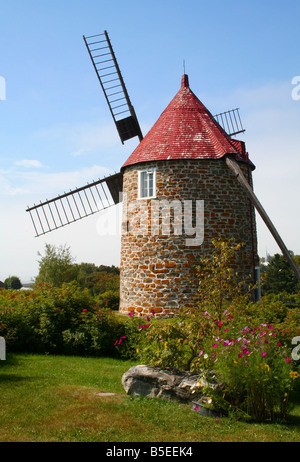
[[27, 31, 300, 315], [119, 74, 258, 315]]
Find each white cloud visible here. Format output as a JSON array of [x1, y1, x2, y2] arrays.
[[14, 159, 43, 168], [33, 119, 121, 157], [27, 164, 112, 197], [0, 173, 30, 195], [0, 164, 112, 198]]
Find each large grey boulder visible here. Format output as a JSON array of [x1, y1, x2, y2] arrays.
[[122, 365, 220, 403]]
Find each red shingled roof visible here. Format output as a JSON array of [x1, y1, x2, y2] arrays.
[[122, 75, 249, 169]]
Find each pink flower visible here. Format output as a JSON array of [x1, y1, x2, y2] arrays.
[[212, 343, 218, 348], [261, 352, 267, 357], [128, 311, 134, 317], [243, 349, 250, 355], [277, 342, 282, 346], [238, 353, 243, 358], [115, 335, 126, 346], [286, 357, 290, 363], [212, 352, 217, 357], [199, 350, 204, 357], [82, 309, 87, 312]]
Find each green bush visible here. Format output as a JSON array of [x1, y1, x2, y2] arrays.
[[0, 282, 125, 356], [96, 290, 120, 310], [62, 308, 125, 356]]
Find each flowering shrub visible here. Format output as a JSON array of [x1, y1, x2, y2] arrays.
[[196, 317, 299, 421], [121, 240, 300, 421]]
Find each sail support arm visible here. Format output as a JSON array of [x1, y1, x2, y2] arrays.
[[226, 156, 300, 281]]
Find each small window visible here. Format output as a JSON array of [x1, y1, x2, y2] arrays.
[[138, 168, 156, 199]]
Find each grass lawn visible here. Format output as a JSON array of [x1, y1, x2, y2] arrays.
[[0, 353, 299, 442]]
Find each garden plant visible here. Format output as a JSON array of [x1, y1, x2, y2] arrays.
[[121, 239, 300, 422]]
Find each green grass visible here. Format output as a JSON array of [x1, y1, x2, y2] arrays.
[[0, 353, 300, 442]]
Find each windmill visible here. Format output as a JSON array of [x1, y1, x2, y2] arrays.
[[26, 31, 300, 314]]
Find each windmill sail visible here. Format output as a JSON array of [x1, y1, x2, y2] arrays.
[[26, 172, 123, 237], [83, 31, 143, 144], [213, 108, 245, 137]]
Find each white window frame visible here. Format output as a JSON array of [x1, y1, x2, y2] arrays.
[[138, 168, 156, 199]]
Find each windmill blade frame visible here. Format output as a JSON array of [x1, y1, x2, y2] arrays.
[[83, 31, 143, 144], [213, 108, 245, 137], [26, 172, 123, 237]]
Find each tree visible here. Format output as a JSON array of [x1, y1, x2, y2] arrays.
[[35, 243, 77, 287], [263, 253, 300, 294], [4, 276, 22, 290]]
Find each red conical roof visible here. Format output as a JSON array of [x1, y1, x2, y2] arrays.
[[122, 75, 248, 169]]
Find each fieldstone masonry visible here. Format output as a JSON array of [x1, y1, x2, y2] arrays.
[[120, 158, 258, 315]]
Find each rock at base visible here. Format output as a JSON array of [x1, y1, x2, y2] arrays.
[[122, 364, 220, 403]]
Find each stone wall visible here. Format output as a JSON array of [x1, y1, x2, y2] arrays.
[[119, 158, 258, 315]]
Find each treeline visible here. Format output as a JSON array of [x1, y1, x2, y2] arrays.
[[1, 276, 22, 290], [34, 243, 120, 310], [260, 252, 300, 295]]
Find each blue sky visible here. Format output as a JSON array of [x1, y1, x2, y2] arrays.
[[0, 0, 299, 282]]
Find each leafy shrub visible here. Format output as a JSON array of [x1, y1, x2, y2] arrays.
[[0, 282, 125, 356], [96, 290, 120, 311], [62, 308, 125, 356]]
